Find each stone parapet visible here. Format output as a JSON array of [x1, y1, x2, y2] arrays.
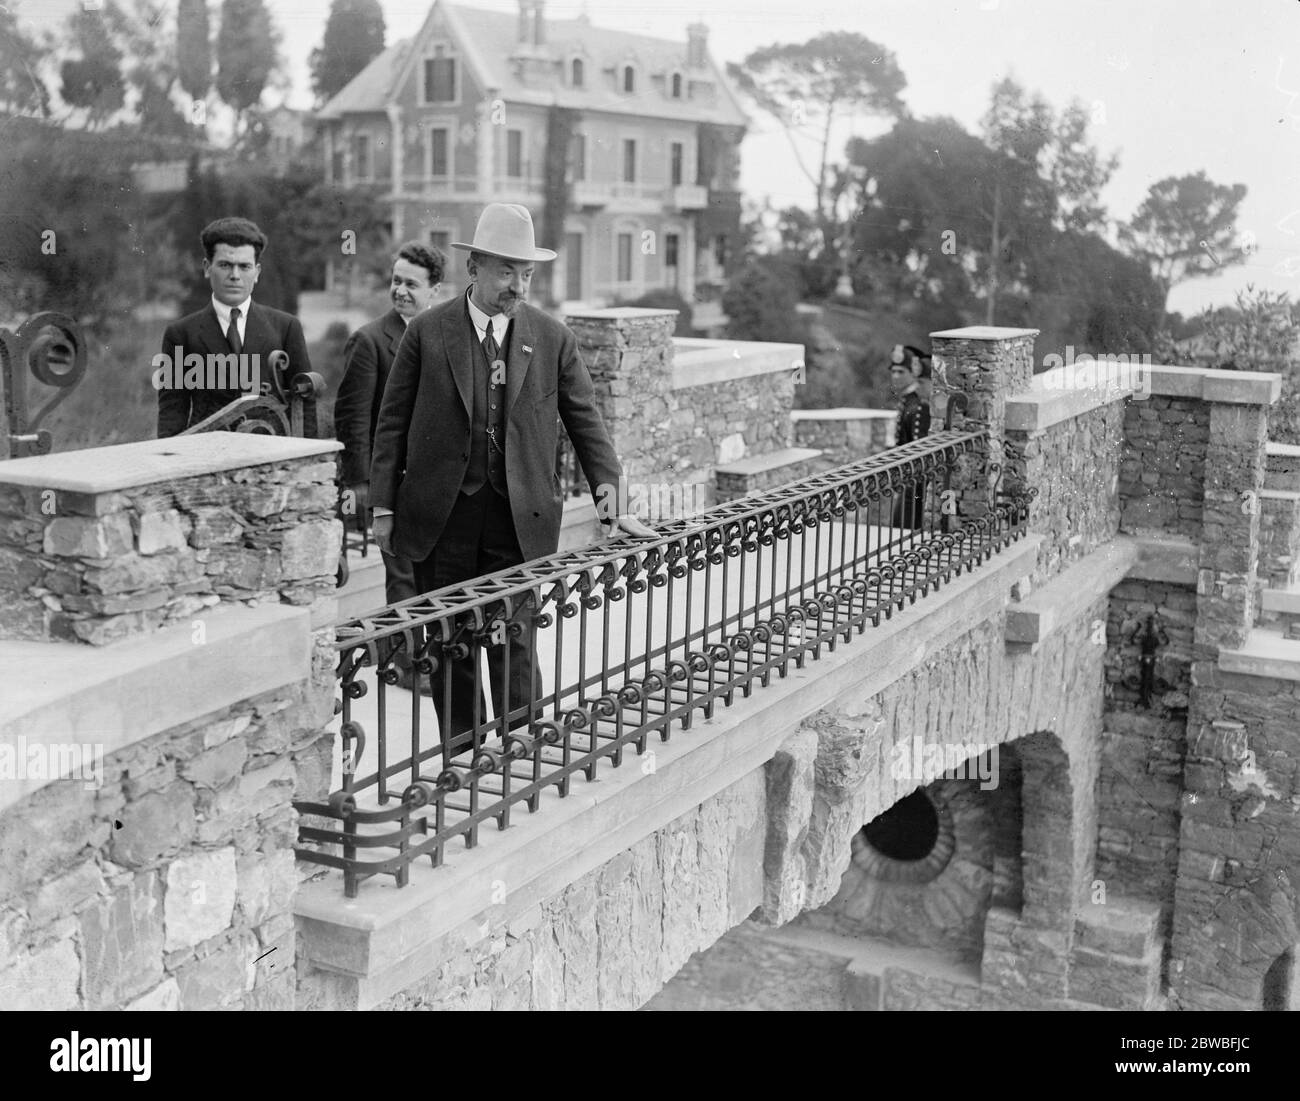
[[791, 408, 894, 467], [567, 309, 800, 510], [0, 434, 343, 646]]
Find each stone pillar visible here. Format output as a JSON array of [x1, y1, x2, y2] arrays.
[[565, 307, 678, 493], [1195, 392, 1270, 655], [477, 94, 496, 197], [930, 326, 1038, 521]]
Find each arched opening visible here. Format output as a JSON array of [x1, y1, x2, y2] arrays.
[[671, 72, 683, 98], [1262, 947, 1296, 1011], [571, 58, 584, 87], [862, 788, 941, 862], [623, 65, 636, 93]]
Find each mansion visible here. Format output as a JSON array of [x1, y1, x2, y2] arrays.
[[316, 0, 749, 308]]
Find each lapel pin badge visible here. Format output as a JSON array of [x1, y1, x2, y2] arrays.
[[522, 344, 533, 354]]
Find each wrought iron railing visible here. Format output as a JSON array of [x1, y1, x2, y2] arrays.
[[294, 429, 1035, 896]]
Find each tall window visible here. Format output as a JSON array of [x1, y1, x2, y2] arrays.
[[617, 232, 633, 282], [569, 133, 586, 181], [665, 233, 680, 269], [622, 139, 636, 183], [429, 128, 449, 177], [571, 58, 584, 87], [353, 133, 371, 181], [670, 142, 683, 186], [623, 65, 635, 93], [671, 72, 683, 98], [507, 129, 523, 177], [430, 230, 451, 254], [424, 46, 456, 103]]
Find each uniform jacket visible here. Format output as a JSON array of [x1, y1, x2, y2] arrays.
[[156, 301, 315, 438], [333, 308, 407, 486], [369, 294, 622, 564], [896, 388, 931, 447]]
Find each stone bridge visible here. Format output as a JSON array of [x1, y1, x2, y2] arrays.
[[2, 314, 1297, 1013]]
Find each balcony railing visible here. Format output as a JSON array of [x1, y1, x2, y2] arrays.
[[294, 430, 1034, 897]]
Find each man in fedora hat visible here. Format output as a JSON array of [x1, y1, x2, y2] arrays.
[[369, 203, 653, 747]]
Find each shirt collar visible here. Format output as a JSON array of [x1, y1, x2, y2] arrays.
[[465, 288, 510, 341], [212, 295, 252, 329]]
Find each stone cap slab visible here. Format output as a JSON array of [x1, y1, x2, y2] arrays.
[[930, 326, 1041, 340], [0, 603, 312, 815], [671, 339, 805, 389], [1218, 626, 1300, 682], [791, 408, 895, 422], [1006, 538, 1140, 645], [1138, 364, 1281, 405], [715, 447, 822, 478], [1007, 368, 1138, 432], [565, 307, 679, 321], [0, 434, 342, 493]]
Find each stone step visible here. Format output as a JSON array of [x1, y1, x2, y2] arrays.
[[715, 447, 827, 503], [1074, 896, 1163, 958], [1072, 896, 1165, 1010], [1258, 587, 1300, 634], [1264, 441, 1300, 492]]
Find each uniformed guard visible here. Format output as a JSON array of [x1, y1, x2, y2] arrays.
[[889, 344, 932, 528]]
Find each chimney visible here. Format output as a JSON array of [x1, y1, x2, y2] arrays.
[[687, 22, 708, 69], [517, 1, 546, 47]]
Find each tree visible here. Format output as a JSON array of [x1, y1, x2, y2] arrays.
[[59, 5, 126, 128], [0, 4, 51, 117], [1121, 170, 1248, 311], [978, 77, 1115, 324], [723, 261, 807, 344], [177, 0, 213, 108], [107, 0, 192, 138], [728, 32, 906, 261], [310, 0, 385, 105], [215, 0, 280, 132]]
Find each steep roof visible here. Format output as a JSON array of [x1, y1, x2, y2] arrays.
[[317, 38, 413, 119], [318, 1, 748, 127]]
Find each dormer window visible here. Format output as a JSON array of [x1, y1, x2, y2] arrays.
[[571, 57, 584, 87], [423, 42, 458, 104], [622, 64, 636, 93], [670, 71, 683, 98]]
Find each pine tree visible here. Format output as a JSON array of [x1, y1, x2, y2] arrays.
[[310, 0, 386, 105]]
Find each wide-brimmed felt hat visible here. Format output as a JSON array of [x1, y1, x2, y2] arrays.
[[451, 203, 557, 262]]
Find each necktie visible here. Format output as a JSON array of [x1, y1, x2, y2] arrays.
[[484, 320, 502, 456], [226, 306, 243, 356]]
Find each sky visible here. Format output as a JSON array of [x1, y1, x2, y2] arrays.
[[14, 0, 1300, 316]]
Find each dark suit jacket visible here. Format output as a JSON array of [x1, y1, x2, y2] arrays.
[[157, 301, 316, 438], [333, 308, 407, 486], [370, 295, 622, 564]]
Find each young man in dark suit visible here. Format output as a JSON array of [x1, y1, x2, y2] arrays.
[[334, 242, 445, 685], [369, 203, 652, 744], [156, 217, 316, 438]]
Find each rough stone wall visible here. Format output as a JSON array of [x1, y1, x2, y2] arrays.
[[299, 768, 766, 1011], [1008, 401, 1123, 586], [1119, 396, 1209, 539], [1096, 579, 1195, 908], [0, 456, 340, 645], [1172, 666, 1300, 1010], [792, 413, 894, 468], [0, 651, 335, 1010], [568, 310, 792, 507]]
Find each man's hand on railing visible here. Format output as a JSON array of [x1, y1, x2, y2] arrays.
[[604, 513, 656, 539], [372, 513, 394, 556]]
